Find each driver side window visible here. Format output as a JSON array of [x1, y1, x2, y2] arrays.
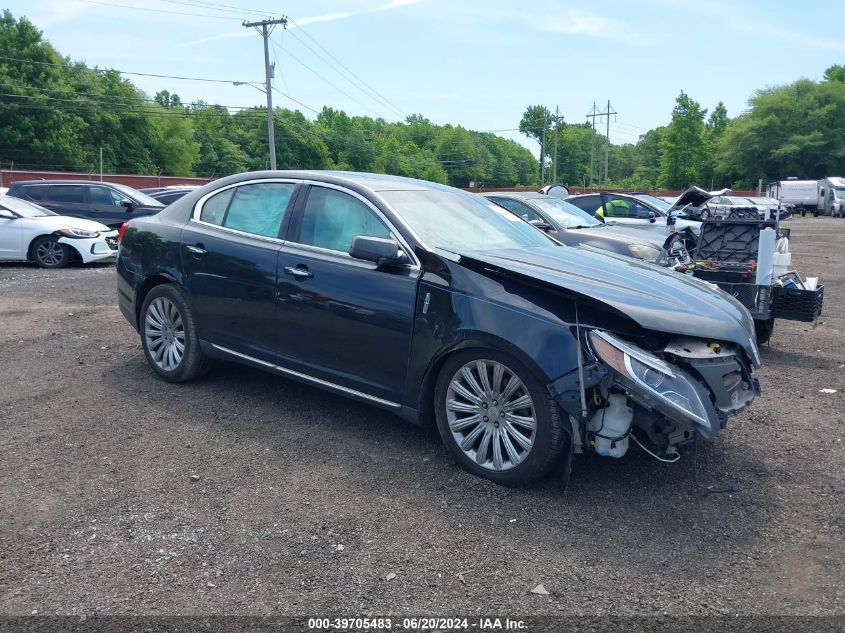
[[296, 186, 391, 254], [492, 198, 543, 223], [603, 197, 631, 218]]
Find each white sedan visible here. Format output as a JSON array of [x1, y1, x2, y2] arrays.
[[0, 195, 118, 268]]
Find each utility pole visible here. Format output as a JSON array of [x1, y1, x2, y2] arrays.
[[552, 105, 559, 184], [586, 102, 599, 187], [243, 17, 288, 170], [99, 146, 103, 182], [603, 100, 616, 185], [540, 110, 547, 186]]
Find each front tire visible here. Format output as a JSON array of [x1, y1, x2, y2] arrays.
[[140, 284, 210, 382], [32, 236, 71, 269], [434, 349, 569, 486]]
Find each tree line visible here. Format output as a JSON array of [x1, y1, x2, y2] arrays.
[[522, 63, 845, 191], [2, 11, 844, 190]]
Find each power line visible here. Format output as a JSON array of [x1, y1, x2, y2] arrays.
[[286, 17, 406, 118], [271, 36, 388, 119], [0, 54, 263, 85], [76, 0, 240, 20]]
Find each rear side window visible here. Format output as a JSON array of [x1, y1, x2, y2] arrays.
[[48, 185, 85, 204], [21, 185, 48, 200], [199, 182, 294, 239], [199, 189, 234, 225]]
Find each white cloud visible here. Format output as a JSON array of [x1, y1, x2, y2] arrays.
[[538, 9, 645, 45]]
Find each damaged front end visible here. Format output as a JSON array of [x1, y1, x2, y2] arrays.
[[552, 330, 760, 460]]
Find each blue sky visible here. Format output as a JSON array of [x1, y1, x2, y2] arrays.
[[7, 0, 844, 152]]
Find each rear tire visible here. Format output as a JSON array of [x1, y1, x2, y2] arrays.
[[434, 349, 569, 486], [140, 284, 211, 383], [32, 236, 71, 269]]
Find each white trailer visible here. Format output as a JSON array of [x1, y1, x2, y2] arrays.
[[817, 177, 845, 217], [767, 179, 817, 215]]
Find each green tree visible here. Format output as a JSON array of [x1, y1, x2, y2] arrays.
[[519, 105, 552, 181], [658, 91, 708, 189]]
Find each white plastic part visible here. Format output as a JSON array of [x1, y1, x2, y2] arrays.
[[587, 393, 633, 458], [755, 227, 776, 286], [772, 252, 792, 278]]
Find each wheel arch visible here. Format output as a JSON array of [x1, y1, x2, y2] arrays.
[[27, 232, 80, 262], [415, 333, 552, 428], [135, 273, 180, 327]]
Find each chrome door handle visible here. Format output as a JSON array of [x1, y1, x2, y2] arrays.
[[284, 266, 313, 280], [186, 244, 207, 255]]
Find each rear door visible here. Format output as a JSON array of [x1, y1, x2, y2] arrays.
[[275, 183, 419, 403], [42, 184, 91, 219], [181, 179, 299, 362]]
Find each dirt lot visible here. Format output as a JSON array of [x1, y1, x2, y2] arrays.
[[0, 217, 843, 617]]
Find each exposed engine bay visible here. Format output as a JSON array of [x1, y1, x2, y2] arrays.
[[555, 331, 759, 462]]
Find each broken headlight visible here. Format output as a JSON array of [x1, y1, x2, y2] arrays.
[[589, 330, 712, 431]]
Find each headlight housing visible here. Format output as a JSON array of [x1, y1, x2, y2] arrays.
[[589, 330, 714, 431], [59, 228, 100, 239], [627, 243, 662, 262]]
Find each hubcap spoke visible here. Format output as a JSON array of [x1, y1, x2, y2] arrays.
[[447, 399, 478, 414], [449, 413, 482, 432], [500, 429, 522, 466], [460, 366, 486, 400], [504, 393, 532, 413], [477, 360, 492, 396], [492, 429, 504, 470], [475, 427, 493, 465], [450, 380, 481, 406], [460, 423, 485, 451], [503, 421, 533, 451]]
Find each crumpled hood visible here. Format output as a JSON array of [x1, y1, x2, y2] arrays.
[[450, 245, 760, 366], [32, 215, 111, 233], [669, 186, 726, 212]]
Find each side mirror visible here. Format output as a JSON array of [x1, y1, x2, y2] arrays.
[[349, 236, 405, 266], [121, 200, 134, 210], [0, 209, 16, 219], [648, 211, 657, 223], [529, 219, 553, 232]]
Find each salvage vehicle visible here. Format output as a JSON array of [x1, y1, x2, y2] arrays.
[[0, 195, 118, 268], [117, 172, 760, 486], [7, 180, 165, 228], [480, 191, 689, 265]]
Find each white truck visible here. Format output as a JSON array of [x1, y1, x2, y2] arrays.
[[767, 179, 817, 215], [817, 177, 845, 217]]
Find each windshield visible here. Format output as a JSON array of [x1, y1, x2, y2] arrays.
[[0, 196, 56, 217], [112, 183, 165, 207], [529, 197, 601, 228], [634, 194, 672, 212], [834, 187, 845, 199], [379, 189, 556, 251]]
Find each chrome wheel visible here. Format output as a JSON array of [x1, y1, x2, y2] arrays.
[[445, 359, 537, 472], [35, 239, 66, 267], [144, 297, 185, 372]]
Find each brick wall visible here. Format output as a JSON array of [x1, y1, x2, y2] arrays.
[[0, 169, 213, 190]]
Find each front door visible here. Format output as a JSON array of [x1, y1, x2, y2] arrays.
[[0, 215, 23, 260], [275, 184, 419, 403], [181, 180, 298, 362], [87, 184, 135, 227], [599, 193, 661, 230]]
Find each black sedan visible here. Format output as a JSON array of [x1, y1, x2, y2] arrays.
[[117, 172, 760, 486], [481, 191, 686, 265]]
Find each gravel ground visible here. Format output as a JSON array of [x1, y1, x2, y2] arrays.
[[0, 216, 843, 618]]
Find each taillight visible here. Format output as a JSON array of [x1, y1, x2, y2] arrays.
[[117, 221, 129, 244]]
